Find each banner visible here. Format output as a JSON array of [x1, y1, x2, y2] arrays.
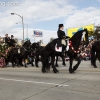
[[67, 24, 94, 37], [33, 30, 43, 37]]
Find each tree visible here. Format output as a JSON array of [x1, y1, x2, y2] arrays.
[[88, 26, 100, 40], [93, 26, 100, 39], [50, 37, 54, 42]]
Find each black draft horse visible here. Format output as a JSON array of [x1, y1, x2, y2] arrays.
[[55, 51, 67, 67], [31, 42, 40, 66], [91, 41, 100, 68], [42, 29, 89, 73], [9, 40, 31, 68], [35, 46, 66, 67], [31, 42, 45, 67]]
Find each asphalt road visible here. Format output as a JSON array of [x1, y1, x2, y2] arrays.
[[0, 61, 100, 100]]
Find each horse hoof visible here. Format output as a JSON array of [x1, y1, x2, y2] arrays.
[[69, 71, 75, 74], [63, 64, 66, 66], [36, 66, 39, 68], [94, 66, 97, 68], [53, 69, 59, 73], [55, 64, 59, 67], [69, 68, 74, 74], [42, 69, 46, 73], [72, 71, 75, 74], [62, 63, 66, 66], [32, 64, 34, 67]]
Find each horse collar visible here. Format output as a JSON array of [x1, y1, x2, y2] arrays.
[[69, 41, 80, 54]]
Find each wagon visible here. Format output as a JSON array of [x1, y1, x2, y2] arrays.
[[0, 44, 9, 68]]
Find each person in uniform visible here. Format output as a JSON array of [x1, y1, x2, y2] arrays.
[[4, 34, 11, 46], [10, 35, 16, 47], [57, 24, 70, 47]]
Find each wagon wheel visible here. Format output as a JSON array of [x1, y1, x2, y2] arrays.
[[0, 57, 5, 68]]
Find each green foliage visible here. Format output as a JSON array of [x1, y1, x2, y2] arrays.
[[0, 44, 9, 58], [88, 27, 100, 39]]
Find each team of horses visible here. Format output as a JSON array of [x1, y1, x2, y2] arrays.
[[2, 29, 100, 74]]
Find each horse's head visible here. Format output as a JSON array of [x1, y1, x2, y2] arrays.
[[22, 40, 31, 51], [70, 28, 89, 51], [31, 42, 40, 51]]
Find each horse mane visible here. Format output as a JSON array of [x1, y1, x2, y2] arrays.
[[69, 29, 85, 50], [23, 41, 27, 45], [23, 40, 31, 46], [45, 39, 58, 50], [70, 30, 84, 41], [46, 39, 57, 47]]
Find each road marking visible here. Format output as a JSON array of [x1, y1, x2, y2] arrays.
[[0, 78, 69, 87]]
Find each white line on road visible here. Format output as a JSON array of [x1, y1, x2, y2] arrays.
[[0, 78, 69, 87]]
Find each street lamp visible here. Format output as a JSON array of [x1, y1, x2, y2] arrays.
[[11, 13, 24, 41], [16, 22, 28, 38]]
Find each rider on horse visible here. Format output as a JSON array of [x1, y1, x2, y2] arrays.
[[57, 24, 70, 48]]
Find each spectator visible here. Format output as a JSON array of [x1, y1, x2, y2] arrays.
[[79, 37, 97, 61], [4, 34, 10, 46], [10, 35, 16, 47]]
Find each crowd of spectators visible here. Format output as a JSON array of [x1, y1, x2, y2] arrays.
[[0, 34, 98, 61], [79, 37, 97, 61], [59, 37, 98, 61]]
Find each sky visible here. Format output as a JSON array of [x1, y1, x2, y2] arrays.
[[0, 0, 100, 43]]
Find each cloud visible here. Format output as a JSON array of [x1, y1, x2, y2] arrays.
[[20, 0, 76, 21], [0, 0, 100, 44], [0, 0, 76, 43], [64, 7, 100, 28], [0, 27, 57, 44]]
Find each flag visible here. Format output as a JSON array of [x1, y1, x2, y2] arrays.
[[67, 24, 94, 37]]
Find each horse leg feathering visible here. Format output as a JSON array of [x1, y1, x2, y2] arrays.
[[73, 56, 81, 72], [69, 57, 74, 73], [35, 55, 39, 67], [42, 56, 47, 73], [91, 50, 97, 68], [51, 55, 59, 73], [55, 56, 59, 67]]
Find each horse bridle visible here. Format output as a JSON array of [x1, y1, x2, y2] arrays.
[[23, 47, 28, 51]]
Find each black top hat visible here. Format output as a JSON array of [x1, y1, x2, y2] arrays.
[[58, 24, 64, 28]]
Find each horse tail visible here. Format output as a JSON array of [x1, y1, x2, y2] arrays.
[[46, 57, 51, 72], [91, 46, 97, 67]]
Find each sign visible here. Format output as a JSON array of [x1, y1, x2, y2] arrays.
[[33, 30, 43, 37], [67, 24, 94, 37]]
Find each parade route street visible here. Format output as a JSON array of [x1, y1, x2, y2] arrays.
[[0, 61, 100, 100]]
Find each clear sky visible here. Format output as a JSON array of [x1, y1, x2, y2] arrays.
[[0, 0, 100, 43]]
